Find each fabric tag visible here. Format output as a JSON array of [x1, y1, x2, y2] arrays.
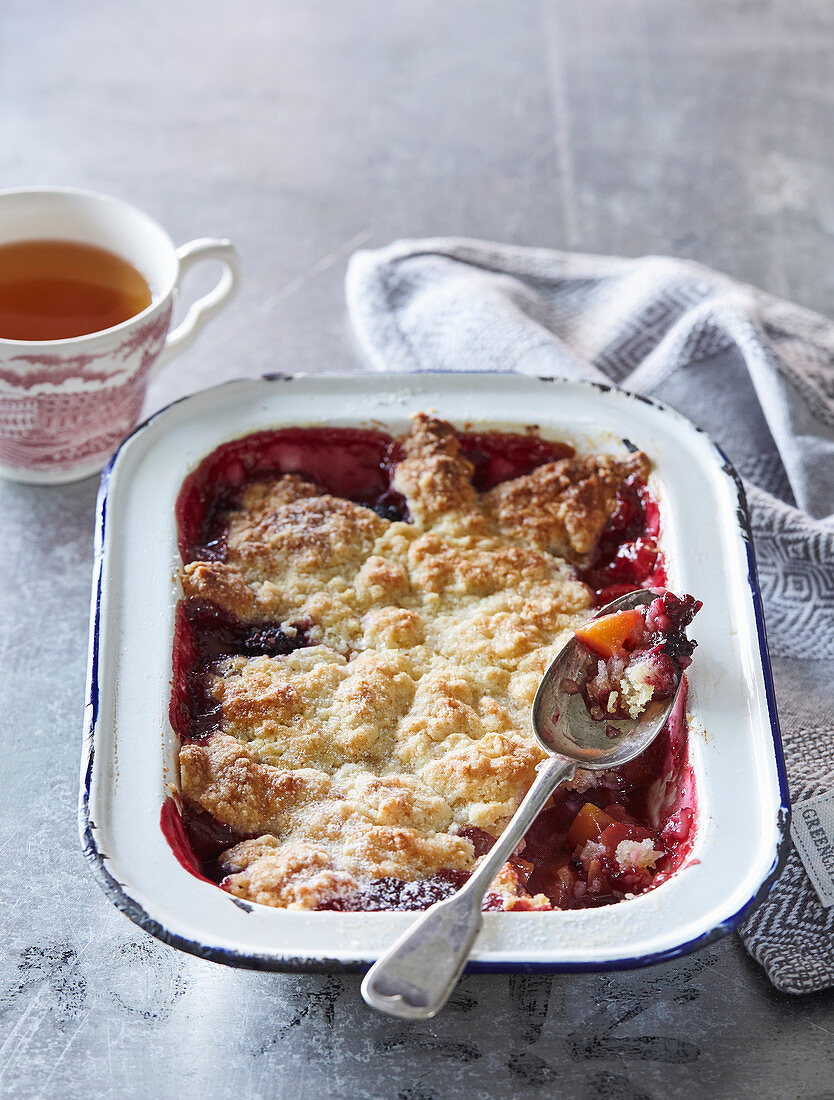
[[791, 792, 834, 908]]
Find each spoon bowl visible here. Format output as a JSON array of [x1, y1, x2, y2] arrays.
[[532, 588, 677, 768], [361, 589, 684, 1020]]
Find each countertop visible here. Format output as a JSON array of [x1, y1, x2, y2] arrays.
[[2, 2, 834, 1096]]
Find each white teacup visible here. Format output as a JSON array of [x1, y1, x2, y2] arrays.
[[0, 186, 239, 483]]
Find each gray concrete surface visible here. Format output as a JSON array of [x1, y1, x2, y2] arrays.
[[2, 1, 834, 1096]]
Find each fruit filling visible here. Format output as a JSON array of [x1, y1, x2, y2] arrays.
[[165, 418, 698, 912], [571, 593, 701, 722]]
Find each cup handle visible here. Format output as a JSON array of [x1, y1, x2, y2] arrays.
[[150, 238, 239, 377]]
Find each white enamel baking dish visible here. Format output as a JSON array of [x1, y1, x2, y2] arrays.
[[79, 373, 789, 973]]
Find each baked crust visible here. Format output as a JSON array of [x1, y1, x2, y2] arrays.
[[484, 451, 650, 563], [177, 415, 651, 909]]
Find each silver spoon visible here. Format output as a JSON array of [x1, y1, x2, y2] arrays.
[[361, 588, 682, 1019]]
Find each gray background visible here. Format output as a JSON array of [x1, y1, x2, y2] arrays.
[[2, 1, 834, 1097]]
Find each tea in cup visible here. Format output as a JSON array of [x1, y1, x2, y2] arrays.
[[0, 186, 239, 483]]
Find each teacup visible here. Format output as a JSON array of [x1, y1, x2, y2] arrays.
[[0, 186, 239, 483]]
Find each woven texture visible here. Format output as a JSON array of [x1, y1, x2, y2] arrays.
[[346, 237, 834, 994]]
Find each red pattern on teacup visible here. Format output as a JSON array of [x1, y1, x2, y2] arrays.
[[0, 305, 172, 474], [0, 310, 171, 392]]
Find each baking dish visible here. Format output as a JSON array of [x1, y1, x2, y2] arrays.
[[79, 372, 789, 972]]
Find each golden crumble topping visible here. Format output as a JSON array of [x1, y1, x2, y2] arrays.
[[177, 415, 651, 910]]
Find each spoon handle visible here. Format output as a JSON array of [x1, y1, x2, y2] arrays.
[[361, 755, 576, 1019]]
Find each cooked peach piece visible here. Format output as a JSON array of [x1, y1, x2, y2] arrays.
[[567, 802, 616, 847], [573, 608, 643, 658]]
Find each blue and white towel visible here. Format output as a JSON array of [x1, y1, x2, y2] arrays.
[[347, 237, 834, 994]]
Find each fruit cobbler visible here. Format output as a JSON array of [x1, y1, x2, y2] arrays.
[[166, 415, 698, 912]]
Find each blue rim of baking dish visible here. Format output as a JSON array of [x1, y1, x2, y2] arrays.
[[78, 372, 792, 974]]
